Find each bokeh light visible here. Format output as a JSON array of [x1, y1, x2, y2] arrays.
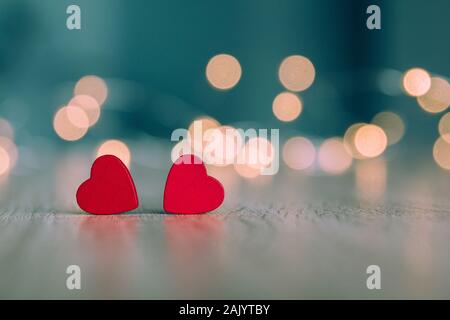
[[234, 162, 261, 179], [439, 112, 450, 143], [278, 55, 315, 92], [282, 136, 315, 171], [203, 125, 243, 166], [244, 137, 274, 170], [97, 139, 131, 167], [0, 146, 10, 176], [343, 123, 367, 159], [206, 54, 242, 90], [417, 77, 450, 113], [318, 138, 353, 175], [74, 75, 108, 106], [0, 137, 18, 169], [68, 95, 101, 126], [433, 137, 450, 170], [188, 117, 220, 153], [272, 92, 302, 122], [53, 106, 89, 141], [402, 68, 431, 97], [235, 137, 274, 177], [354, 124, 388, 158], [371, 111, 405, 145]]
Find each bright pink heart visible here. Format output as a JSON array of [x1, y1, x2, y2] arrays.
[[76, 155, 139, 215], [163, 154, 224, 214]]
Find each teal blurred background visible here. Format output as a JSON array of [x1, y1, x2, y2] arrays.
[[0, 0, 448, 181], [0, 0, 450, 300], [0, 0, 448, 140]]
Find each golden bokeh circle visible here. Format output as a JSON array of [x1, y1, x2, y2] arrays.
[[97, 139, 131, 167], [282, 136, 316, 170], [74, 75, 108, 105], [0, 137, 18, 170], [318, 138, 352, 175], [272, 92, 302, 122], [206, 54, 242, 90], [402, 68, 431, 97], [371, 111, 405, 145], [433, 137, 450, 170], [417, 77, 450, 113], [278, 55, 315, 92], [0, 146, 10, 176], [343, 123, 367, 159], [69, 95, 101, 126], [188, 117, 221, 153], [203, 125, 243, 166], [53, 106, 89, 141], [439, 112, 450, 143], [234, 162, 261, 179], [354, 124, 388, 158]]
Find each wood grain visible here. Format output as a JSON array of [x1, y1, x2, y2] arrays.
[[1, 153, 450, 299]]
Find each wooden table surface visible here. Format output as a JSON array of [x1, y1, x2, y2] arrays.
[[1, 146, 450, 299]]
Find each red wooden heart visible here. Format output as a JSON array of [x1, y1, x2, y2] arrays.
[[163, 154, 224, 214], [76, 155, 139, 215]]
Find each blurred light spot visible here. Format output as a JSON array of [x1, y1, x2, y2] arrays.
[[66, 106, 90, 129], [206, 54, 242, 90], [53, 106, 89, 141], [74, 75, 108, 105], [272, 92, 302, 122], [0, 118, 14, 139], [282, 136, 315, 170], [355, 158, 387, 202], [354, 124, 387, 158], [402, 68, 431, 97], [433, 137, 450, 170], [203, 125, 243, 166], [234, 137, 274, 177], [97, 140, 131, 167], [188, 117, 220, 153], [278, 55, 315, 92], [343, 123, 367, 159], [417, 77, 450, 113], [439, 112, 450, 143], [318, 138, 352, 174], [371, 111, 405, 145], [239, 137, 274, 170], [0, 146, 10, 176], [0, 137, 18, 169], [69, 95, 101, 126], [377, 69, 402, 96], [234, 163, 260, 179]]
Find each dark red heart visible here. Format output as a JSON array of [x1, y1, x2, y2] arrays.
[[163, 154, 224, 214], [76, 155, 139, 215]]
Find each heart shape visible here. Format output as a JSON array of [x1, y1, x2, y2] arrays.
[[76, 155, 139, 215], [163, 154, 224, 214]]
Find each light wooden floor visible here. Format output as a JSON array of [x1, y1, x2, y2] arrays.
[[1, 149, 450, 299]]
